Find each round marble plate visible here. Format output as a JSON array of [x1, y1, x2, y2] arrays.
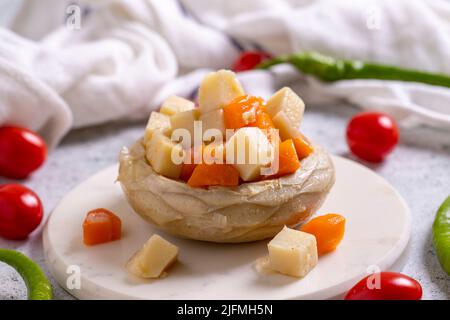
[[43, 156, 410, 300]]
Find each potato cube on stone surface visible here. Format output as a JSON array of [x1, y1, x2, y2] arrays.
[[268, 226, 318, 278], [126, 234, 179, 279]]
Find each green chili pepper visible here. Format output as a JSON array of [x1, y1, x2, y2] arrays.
[[258, 51, 450, 88], [433, 196, 450, 276], [0, 249, 53, 300]]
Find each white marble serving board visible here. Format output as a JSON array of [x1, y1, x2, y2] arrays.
[[43, 156, 411, 300]]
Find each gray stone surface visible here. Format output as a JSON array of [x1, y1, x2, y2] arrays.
[[0, 103, 449, 300]]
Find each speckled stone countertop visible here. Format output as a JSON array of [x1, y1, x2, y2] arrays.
[[0, 103, 449, 300]]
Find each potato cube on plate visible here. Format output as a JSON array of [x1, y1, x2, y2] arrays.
[[160, 95, 195, 116], [126, 234, 179, 279], [268, 226, 318, 278]]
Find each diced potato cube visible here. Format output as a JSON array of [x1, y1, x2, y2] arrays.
[[266, 87, 305, 119], [266, 87, 305, 140], [200, 109, 226, 137], [268, 226, 318, 278], [126, 234, 179, 279], [144, 112, 171, 144], [225, 127, 274, 181], [272, 112, 301, 141], [146, 132, 183, 179], [170, 109, 200, 145], [198, 70, 245, 113], [160, 95, 195, 116]]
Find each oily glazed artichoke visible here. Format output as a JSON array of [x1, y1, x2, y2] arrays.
[[118, 140, 335, 243]]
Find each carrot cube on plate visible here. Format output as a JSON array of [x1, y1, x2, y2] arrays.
[[83, 208, 122, 246]]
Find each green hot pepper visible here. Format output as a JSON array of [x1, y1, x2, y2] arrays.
[[433, 196, 450, 276], [259, 51, 450, 88], [0, 249, 53, 300]]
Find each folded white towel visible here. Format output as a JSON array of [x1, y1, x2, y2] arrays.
[[0, 0, 449, 147]]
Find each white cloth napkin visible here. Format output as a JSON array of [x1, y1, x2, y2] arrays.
[[1, 0, 450, 147]]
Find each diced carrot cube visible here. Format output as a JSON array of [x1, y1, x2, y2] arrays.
[[293, 135, 313, 160], [249, 109, 279, 144], [300, 214, 346, 255], [187, 163, 239, 187], [83, 208, 122, 246], [275, 139, 301, 177], [223, 96, 265, 130]]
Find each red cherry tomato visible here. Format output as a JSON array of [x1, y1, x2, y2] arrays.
[[232, 51, 272, 72], [0, 126, 47, 179], [0, 184, 43, 240], [345, 272, 422, 300], [346, 112, 399, 162]]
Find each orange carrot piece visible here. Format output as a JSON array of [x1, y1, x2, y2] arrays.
[[223, 96, 265, 130], [249, 108, 278, 140], [275, 139, 301, 177], [300, 214, 346, 255], [293, 135, 313, 160], [187, 163, 239, 187], [249, 109, 275, 131], [83, 208, 122, 246]]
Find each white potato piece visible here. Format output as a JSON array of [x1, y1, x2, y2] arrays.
[[170, 109, 200, 145], [198, 70, 245, 113], [144, 112, 171, 144], [268, 226, 318, 278], [266, 87, 305, 140], [160, 95, 195, 116], [225, 127, 274, 181], [200, 108, 226, 137], [126, 234, 179, 279], [271, 112, 301, 142], [146, 132, 183, 179]]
